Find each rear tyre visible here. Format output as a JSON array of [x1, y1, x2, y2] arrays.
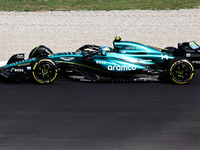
[[165, 47, 180, 56], [29, 45, 53, 59], [167, 57, 194, 84], [32, 58, 58, 84], [165, 47, 177, 52]]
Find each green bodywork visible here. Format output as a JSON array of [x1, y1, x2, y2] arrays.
[[2, 41, 175, 73], [1, 40, 175, 82]]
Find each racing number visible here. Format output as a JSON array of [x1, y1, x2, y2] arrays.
[[161, 54, 168, 60]]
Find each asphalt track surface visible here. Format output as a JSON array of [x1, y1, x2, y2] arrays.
[[0, 71, 200, 150]]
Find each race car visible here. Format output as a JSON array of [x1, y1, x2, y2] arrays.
[[0, 37, 199, 84]]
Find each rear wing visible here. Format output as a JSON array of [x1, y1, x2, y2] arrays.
[[178, 41, 200, 52]]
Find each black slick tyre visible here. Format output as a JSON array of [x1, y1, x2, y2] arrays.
[[29, 45, 53, 59], [32, 58, 58, 84], [167, 57, 195, 84]]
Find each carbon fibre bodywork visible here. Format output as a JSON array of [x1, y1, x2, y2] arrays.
[[0, 37, 198, 84]]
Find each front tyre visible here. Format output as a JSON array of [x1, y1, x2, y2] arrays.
[[167, 57, 195, 84], [32, 58, 58, 84], [29, 45, 53, 59]]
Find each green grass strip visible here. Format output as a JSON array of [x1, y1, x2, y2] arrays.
[[0, 0, 199, 11]]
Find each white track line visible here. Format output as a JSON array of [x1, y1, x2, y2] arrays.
[[0, 61, 7, 67]]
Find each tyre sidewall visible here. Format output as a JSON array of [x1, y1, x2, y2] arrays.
[[167, 57, 194, 84], [32, 57, 58, 84]]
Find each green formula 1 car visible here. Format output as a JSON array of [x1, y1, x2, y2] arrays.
[[1, 37, 199, 84]]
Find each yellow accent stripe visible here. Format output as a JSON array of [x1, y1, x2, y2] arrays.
[[17, 63, 31, 66], [39, 59, 56, 66], [146, 45, 168, 50], [172, 78, 188, 84], [33, 62, 38, 70], [31, 45, 40, 57], [170, 62, 177, 75], [46, 50, 51, 55], [50, 71, 57, 82], [190, 73, 194, 80]]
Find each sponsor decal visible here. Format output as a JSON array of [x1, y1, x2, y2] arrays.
[[16, 54, 24, 59], [60, 57, 75, 61], [192, 61, 200, 64], [69, 75, 84, 79], [133, 59, 152, 63], [122, 51, 126, 53], [108, 65, 136, 71], [13, 68, 24, 72], [96, 61, 106, 64], [125, 47, 139, 50], [193, 54, 200, 57], [186, 53, 191, 57], [66, 70, 73, 72], [187, 53, 200, 57], [189, 41, 200, 49], [142, 59, 152, 62]]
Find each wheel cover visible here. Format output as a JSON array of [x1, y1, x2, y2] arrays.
[[33, 61, 57, 83], [172, 63, 192, 82]]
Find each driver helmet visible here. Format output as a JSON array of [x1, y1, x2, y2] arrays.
[[100, 46, 111, 51]]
